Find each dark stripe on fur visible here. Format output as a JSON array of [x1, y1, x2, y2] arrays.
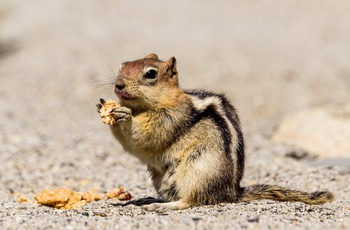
[[184, 89, 245, 181], [169, 100, 232, 160], [218, 93, 245, 183]]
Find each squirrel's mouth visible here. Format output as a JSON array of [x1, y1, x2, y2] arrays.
[[115, 89, 138, 101]]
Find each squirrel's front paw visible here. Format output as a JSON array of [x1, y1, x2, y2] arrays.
[[110, 106, 131, 123], [96, 98, 106, 113]]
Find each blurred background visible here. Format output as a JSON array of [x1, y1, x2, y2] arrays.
[[1, 0, 349, 123], [0, 0, 349, 199]]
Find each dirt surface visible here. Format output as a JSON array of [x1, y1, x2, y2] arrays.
[[1, 0, 349, 229]]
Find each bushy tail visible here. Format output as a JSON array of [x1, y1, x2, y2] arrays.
[[240, 184, 334, 205]]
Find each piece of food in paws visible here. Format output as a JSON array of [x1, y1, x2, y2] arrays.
[[99, 99, 120, 125], [105, 186, 132, 201]]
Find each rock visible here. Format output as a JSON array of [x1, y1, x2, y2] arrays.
[[272, 104, 350, 158]]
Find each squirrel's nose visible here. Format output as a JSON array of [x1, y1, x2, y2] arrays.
[[115, 78, 125, 91]]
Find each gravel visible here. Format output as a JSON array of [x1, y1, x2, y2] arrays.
[[1, 0, 349, 229]]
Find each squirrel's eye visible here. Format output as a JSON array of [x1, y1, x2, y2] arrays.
[[144, 69, 157, 80]]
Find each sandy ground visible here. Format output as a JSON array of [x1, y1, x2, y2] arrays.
[[0, 0, 349, 229]]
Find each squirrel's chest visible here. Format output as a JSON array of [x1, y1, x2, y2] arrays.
[[115, 112, 175, 146], [110, 121, 170, 164]]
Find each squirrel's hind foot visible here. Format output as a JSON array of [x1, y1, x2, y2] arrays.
[[142, 200, 191, 212]]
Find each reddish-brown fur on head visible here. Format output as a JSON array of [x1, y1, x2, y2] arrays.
[[115, 54, 185, 111]]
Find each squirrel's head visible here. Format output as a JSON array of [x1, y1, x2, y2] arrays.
[[115, 53, 183, 110]]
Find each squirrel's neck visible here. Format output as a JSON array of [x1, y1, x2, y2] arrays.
[[156, 88, 189, 109], [123, 87, 190, 115]]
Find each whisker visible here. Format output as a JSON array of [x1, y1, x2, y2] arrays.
[[94, 82, 114, 89], [101, 70, 117, 81], [111, 68, 119, 79], [86, 71, 116, 98], [86, 84, 115, 100]]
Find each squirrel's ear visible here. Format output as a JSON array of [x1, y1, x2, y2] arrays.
[[166, 56, 177, 70], [166, 57, 177, 79], [145, 53, 158, 59]]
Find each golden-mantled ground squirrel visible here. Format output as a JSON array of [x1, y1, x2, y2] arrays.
[[96, 53, 334, 211]]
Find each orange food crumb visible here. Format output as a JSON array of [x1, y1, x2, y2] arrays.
[[105, 186, 132, 201], [34, 187, 103, 210], [20, 186, 133, 210], [14, 192, 33, 204]]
